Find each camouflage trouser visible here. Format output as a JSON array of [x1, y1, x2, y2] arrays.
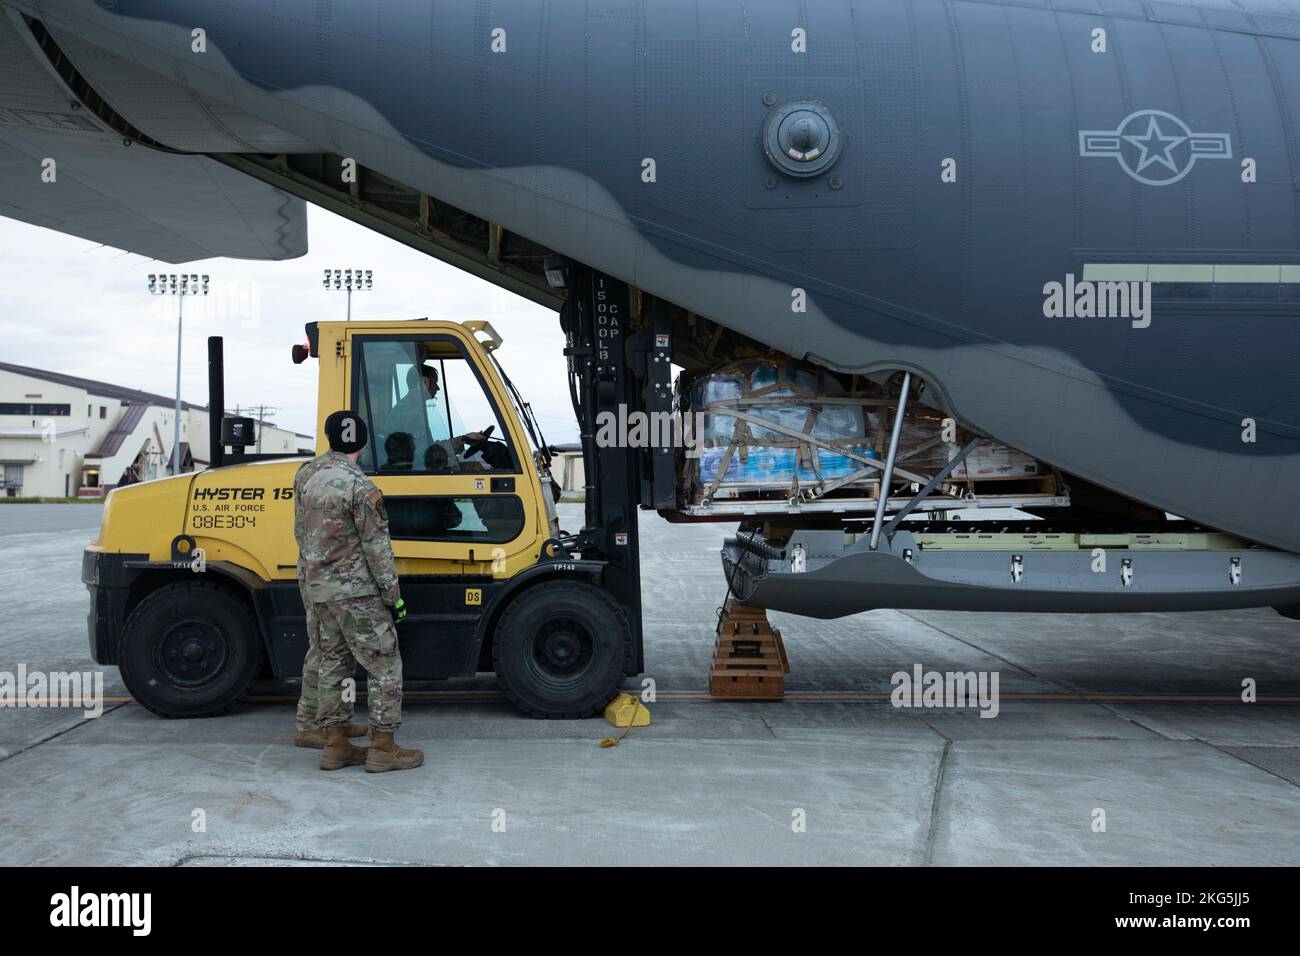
[[295, 600, 358, 732], [314, 595, 404, 733]]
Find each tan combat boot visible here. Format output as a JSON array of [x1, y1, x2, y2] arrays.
[[294, 722, 368, 749], [319, 725, 368, 770], [366, 731, 424, 773]]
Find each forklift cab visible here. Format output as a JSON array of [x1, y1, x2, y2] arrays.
[[326, 321, 557, 578], [352, 334, 525, 543], [357, 337, 512, 476]]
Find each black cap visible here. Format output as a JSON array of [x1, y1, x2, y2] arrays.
[[324, 410, 368, 454]]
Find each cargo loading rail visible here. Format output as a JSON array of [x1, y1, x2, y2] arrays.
[[680, 485, 1068, 519], [722, 524, 1300, 618]]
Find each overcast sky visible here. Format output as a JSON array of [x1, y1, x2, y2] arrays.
[[0, 204, 577, 444]]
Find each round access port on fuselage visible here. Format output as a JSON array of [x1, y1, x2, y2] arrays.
[[762, 100, 843, 179]]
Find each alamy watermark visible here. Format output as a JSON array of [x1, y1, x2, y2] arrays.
[[148, 278, 263, 328], [0, 665, 104, 718], [594, 405, 707, 458], [1043, 273, 1152, 329], [50, 886, 150, 936], [891, 663, 1000, 718]]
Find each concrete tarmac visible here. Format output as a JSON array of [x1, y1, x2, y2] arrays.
[[0, 504, 1297, 866]]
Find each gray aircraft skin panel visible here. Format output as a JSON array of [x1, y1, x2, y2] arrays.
[[0, 132, 306, 262], [0, 6, 307, 261], [3, 0, 1300, 551]]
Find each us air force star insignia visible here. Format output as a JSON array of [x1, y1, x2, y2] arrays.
[[1079, 110, 1232, 186]]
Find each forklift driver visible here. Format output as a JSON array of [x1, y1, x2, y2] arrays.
[[387, 361, 491, 471]]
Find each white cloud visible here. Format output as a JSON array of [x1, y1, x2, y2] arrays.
[[0, 203, 576, 443]]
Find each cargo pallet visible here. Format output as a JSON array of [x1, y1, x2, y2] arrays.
[[684, 471, 1067, 519], [681, 366, 1065, 519]]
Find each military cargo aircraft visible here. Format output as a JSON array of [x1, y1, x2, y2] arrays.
[[3, 0, 1300, 630]]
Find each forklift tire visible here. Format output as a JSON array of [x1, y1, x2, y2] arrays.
[[492, 580, 631, 718], [117, 581, 261, 718]]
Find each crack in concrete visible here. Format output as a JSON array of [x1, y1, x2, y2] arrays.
[[1200, 739, 1300, 791], [897, 610, 1045, 681], [922, 731, 953, 867], [1093, 701, 1175, 740], [0, 700, 129, 765], [172, 851, 429, 867], [899, 610, 1199, 744]]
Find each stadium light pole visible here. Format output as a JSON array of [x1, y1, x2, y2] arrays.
[[148, 273, 209, 477], [324, 268, 373, 320]]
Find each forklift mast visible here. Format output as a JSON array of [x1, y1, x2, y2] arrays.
[[556, 264, 677, 675]]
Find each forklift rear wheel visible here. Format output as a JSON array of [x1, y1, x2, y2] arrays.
[[117, 581, 261, 718], [492, 580, 631, 718]]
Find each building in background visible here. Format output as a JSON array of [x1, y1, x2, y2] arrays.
[[550, 442, 585, 495], [0, 363, 312, 498]]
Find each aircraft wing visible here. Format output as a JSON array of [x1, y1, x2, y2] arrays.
[[0, 9, 305, 262]]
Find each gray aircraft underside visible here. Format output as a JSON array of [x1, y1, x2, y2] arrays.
[[2, 0, 1299, 557]]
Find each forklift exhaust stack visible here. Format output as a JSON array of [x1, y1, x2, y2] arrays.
[[207, 336, 224, 469]]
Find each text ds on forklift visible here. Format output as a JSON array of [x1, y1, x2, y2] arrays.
[[82, 263, 663, 718]]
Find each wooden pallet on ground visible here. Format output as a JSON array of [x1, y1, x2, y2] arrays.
[[709, 600, 789, 699]]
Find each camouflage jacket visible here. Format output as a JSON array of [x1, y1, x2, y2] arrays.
[[293, 451, 401, 605], [292, 453, 334, 588]]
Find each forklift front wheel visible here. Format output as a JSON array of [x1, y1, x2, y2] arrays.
[[117, 581, 261, 718], [491, 580, 631, 718]]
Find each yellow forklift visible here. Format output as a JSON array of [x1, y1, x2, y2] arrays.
[[83, 264, 660, 718]]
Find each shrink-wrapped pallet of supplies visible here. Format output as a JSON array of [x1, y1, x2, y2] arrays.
[[683, 359, 884, 502], [680, 359, 1049, 509]]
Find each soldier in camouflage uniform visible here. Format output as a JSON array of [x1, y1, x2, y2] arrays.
[[294, 410, 424, 772], [292, 451, 367, 749]]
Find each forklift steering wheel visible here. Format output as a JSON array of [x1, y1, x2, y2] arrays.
[[464, 424, 498, 457]]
